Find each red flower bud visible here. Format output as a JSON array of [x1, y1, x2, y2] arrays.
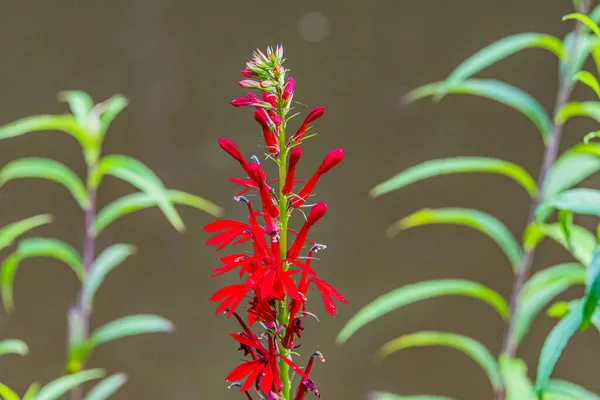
[[254, 109, 278, 153], [238, 80, 260, 89], [282, 77, 295, 100], [291, 149, 343, 208], [282, 146, 302, 195], [253, 109, 272, 129], [248, 163, 279, 218], [240, 69, 255, 78], [288, 202, 327, 259], [306, 202, 327, 226], [317, 148, 344, 174], [218, 137, 252, 175], [291, 106, 325, 142]]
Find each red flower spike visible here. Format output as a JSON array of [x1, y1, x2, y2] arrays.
[[282, 146, 302, 195], [282, 77, 295, 100], [292, 149, 344, 208]]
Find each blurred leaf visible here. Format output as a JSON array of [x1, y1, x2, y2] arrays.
[[0, 383, 21, 400], [83, 373, 127, 400], [89, 155, 184, 231], [58, 91, 93, 130], [558, 210, 574, 252], [575, 71, 600, 98], [539, 223, 596, 264], [94, 190, 222, 236], [582, 246, 600, 329], [556, 101, 600, 125], [97, 95, 128, 137], [370, 395, 454, 400], [90, 314, 173, 346], [564, 13, 600, 38], [336, 279, 508, 344], [1, 238, 83, 313], [499, 355, 537, 400], [544, 379, 600, 399], [82, 244, 135, 308], [0, 115, 91, 149], [514, 263, 585, 345], [23, 383, 40, 400], [389, 208, 521, 270], [0, 158, 88, 208], [536, 302, 583, 395], [376, 331, 501, 391], [544, 188, 600, 217], [542, 146, 600, 202], [408, 79, 551, 142], [560, 33, 598, 82], [0, 214, 52, 252], [35, 369, 105, 400], [370, 157, 536, 198], [0, 339, 28, 356]]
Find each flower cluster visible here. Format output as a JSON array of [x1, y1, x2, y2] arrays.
[[205, 46, 347, 399]]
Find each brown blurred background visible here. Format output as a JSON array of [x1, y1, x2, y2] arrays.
[[1, 1, 599, 399]]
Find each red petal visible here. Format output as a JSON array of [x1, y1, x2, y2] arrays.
[[241, 363, 263, 392], [277, 355, 305, 377], [226, 360, 260, 381], [203, 219, 245, 232], [279, 271, 299, 300], [259, 362, 274, 393], [230, 333, 260, 349]]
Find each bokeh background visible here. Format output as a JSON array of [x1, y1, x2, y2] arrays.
[[1, 1, 599, 399]]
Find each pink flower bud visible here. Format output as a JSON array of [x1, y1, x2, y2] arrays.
[[238, 80, 260, 89], [282, 77, 295, 100], [317, 148, 344, 174], [240, 69, 255, 78]]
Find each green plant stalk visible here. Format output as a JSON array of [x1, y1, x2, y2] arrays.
[[497, 1, 589, 398]]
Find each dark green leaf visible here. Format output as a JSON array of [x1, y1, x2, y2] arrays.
[[83, 373, 127, 400], [0, 214, 52, 252], [35, 369, 105, 400], [0, 158, 88, 208], [370, 157, 536, 198], [388, 208, 521, 270], [336, 279, 508, 344], [90, 314, 173, 346]]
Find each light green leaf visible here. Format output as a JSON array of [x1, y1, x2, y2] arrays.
[[90, 314, 173, 346], [499, 355, 537, 400], [576, 71, 600, 98], [83, 373, 127, 400], [370, 157, 536, 198], [0, 383, 21, 400], [0, 214, 52, 252], [90, 155, 184, 231], [0, 339, 29, 356], [1, 238, 83, 313], [442, 33, 563, 87], [370, 393, 454, 400], [542, 146, 600, 201], [97, 95, 128, 138], [0, 158, 88, 208], [513, 263, 585, 345], [94, 190, 222, 236], [58, 90, 93, 130], [389, 208, 521, 270], [539, 223, 596, 265], [545, 379, 600, 400], [544, 188, 600, 218], [564, 13, 600, 38], [555, 101, 600, 125], [408, 79, 551, 142], [82, 244, 135, 308], [23, 383, 40, 400], [582, 246, 600, 329], [536, 302, 583, 395], [376, 331, 501, 391], [0, 114, 91, 148], [35, 369, 105, 400], [336, 279, 508, 344]]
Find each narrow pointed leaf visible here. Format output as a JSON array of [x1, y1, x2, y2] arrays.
[[370, 157, 536, 198], [545, 379, 600, 399], [376, 331, 501, 391], [545, 188, 600, 218], [337, 279, 508, 344], [564, 13, 600, 38], [539, 223, 596, 265], [556, 101, 600, 125], [576, 71, 600, 98], [22, 383, 40, 400], [0, 158, 88, 208], [82, 244, 135, 308], [83, 373, 127, 400], [543, 146, 600, 201], [0, 339, 28, 356], [35, 369, 105, 400], [499, 355, 537, 400], [98, 95, 128, 137], [90, 314, 173, 346], [536, 302, 584, 395], [408, 79, 551, 142], [582, 246, 600, 328], [0, 384, 20, 400], [0, 214, 52, 252], [58, 91, 93, 129], [90, 155, 184, 231], [94, 190, 222, 236], [0, 114, 90, 147], [389, 208, 521, 269], [371, 393, 454, 400]]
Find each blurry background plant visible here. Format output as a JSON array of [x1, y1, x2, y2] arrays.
[[339, 1, 600, 399], [0, 92, 220, 399]]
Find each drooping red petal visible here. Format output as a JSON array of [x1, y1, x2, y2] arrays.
[[259, 361, 274, 393], [203, 219, 246, 232], [230, 333, 261, 349], [279, 270, 300, 300], [226, 360, 261, 381], [277, 355, 306, 377]]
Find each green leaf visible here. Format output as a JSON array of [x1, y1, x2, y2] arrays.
[[513, 263, 585, 345], [94, 190, 222, 236], [499, 355, 537, 400], [336, 279, 508, 344], [0, 214, 52, 252], [376, 331, 501, 391], [564, 13, 600, 38], [370, 393, 454, 400], [582, 246, 600, 329], [408, 79, 552, 142], [90, 155, 184, 231], [35, 369, 105, 400], [539, 223, 596, 265], [90, 314, 173, 346], [389, 208, 521, 270], [82, 244, 135, 308], [555, 101, 600, 125], [536, 302, 583, 395], [576, 71, 600, 98], [23, 383, 40, 400], [0, 158, 88, 208], [83, 373, 127, 400], [97, 95, 128, 138], [1, 238, 83, 313], [370, 157, 536, 198], [0, 114, 91, 149], [545, 379, 600, 400], [58, 91, 94, 130], [0, 383, 21, 400], [560, 33, 597, 82], [442, 33, 564, 86], [542, 145, 600, 201], [0, 339, 29, 356], [544, 188, 600, 217]]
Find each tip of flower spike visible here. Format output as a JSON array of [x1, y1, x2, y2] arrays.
[[307, 202, 327, 226]]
